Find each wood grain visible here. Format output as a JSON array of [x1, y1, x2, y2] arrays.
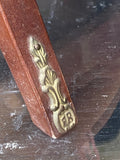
[[0, 0, 77, 138], [0, 0, 120, 159]]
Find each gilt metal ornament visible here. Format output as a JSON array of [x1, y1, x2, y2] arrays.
[[29, 37, 76, 133]]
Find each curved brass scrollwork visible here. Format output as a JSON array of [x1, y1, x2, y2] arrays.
[[29, 37, 76, 133]]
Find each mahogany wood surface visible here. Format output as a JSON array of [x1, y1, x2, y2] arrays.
[[0, 0, 120, 159], [0, 0, 77, 138]]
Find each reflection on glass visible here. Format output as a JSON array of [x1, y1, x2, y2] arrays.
[[0, 0, 120, 159]]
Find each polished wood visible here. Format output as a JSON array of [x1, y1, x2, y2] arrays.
[[0, 0, 77, 138], [0, 0, 120, 159]]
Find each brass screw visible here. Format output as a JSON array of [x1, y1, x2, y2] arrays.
[[34, 43, 41, 50]]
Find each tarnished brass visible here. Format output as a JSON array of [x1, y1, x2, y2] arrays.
[[29, 37, 76, 133]]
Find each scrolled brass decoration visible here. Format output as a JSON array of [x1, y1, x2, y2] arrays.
[[29, 37, 76, 134]]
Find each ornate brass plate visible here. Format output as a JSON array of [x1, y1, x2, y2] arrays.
[[29, 37, 76, 134]]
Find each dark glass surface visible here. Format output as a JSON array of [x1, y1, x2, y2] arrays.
[[0, 0, 120, 159]]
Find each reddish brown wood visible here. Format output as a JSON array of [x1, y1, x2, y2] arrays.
[[0, 0, 77, 138]]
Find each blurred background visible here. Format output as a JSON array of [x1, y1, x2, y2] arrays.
[[0, 0, 120, 159]]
